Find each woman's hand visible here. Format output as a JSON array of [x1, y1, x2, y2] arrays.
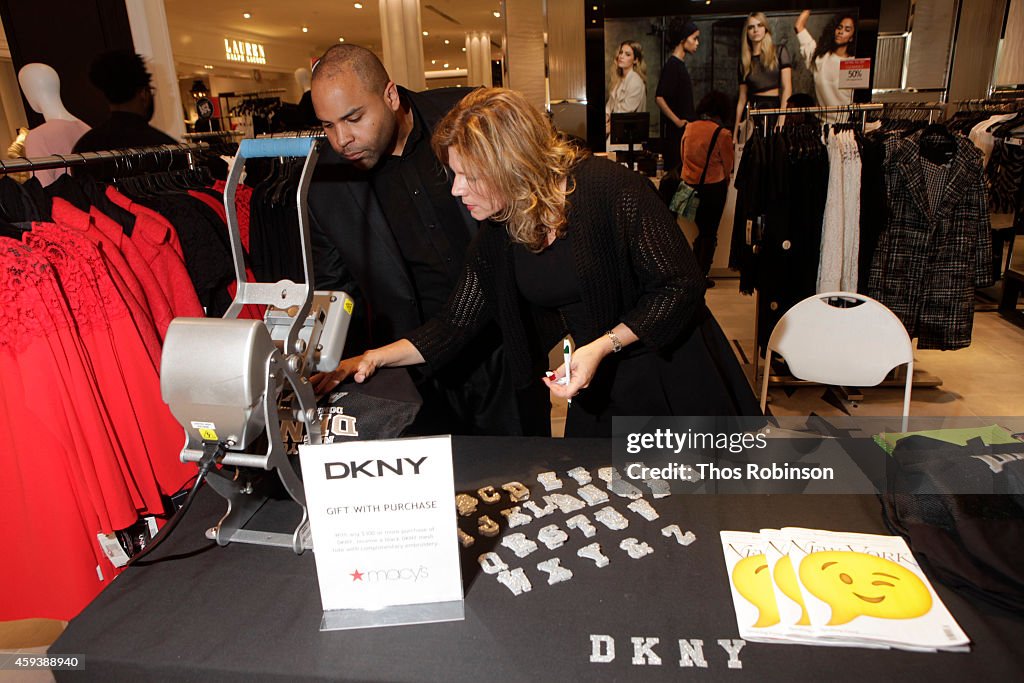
[[542, 326, 638, 401], [353, 349, 387, 383], [311, 356, 364, 394], [543, 340, 608, 400], [342, 339, 426, 385]]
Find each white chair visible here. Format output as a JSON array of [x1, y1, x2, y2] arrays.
[[759, 292, 914, 431]]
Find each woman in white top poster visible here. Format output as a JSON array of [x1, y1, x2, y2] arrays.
[[605, 40, 647, 145], [794, 10, 858, 119]]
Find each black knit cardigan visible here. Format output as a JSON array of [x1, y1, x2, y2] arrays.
[[408, 155, 706, 420]]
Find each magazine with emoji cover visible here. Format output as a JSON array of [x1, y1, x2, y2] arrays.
[[719, 530, 791, 644], [782, 528, 970, 652]]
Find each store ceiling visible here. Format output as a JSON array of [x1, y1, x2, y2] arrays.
[[164, 0, 505, 78]]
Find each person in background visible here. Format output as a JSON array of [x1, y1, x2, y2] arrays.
[[605, 40, 647, 145], [734, 12, 792, 138], [306, 44, 519, 436], [794, 10, 856, 119], [680, 91, 735, 289], [656, 18, 700, 172], [345, 88, 761, 437], [73, 51, 176, 153]]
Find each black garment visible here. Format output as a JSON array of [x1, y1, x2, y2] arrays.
[[655, 55, 695, 171], [408, 156, 762, 436], [132, 192, 236, 316], [371, 99, 472, 321], [514, 236, 587, 334], [249, 159, 305, 284], [297, 90, 318, 128], [729, 127, 829, 351], [883, 435, 1024, 613], [308, 86, 521, 436], [692, 179, 728, 277], [72, 111, 176, 153], [739, 46, 792, 93]]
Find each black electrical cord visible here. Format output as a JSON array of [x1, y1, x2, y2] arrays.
[[126, 442, 222, 567]]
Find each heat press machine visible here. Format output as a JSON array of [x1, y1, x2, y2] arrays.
[[160, 137, 351, 553]]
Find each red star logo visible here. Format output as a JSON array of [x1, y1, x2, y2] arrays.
[[351, 569, 364, 581]]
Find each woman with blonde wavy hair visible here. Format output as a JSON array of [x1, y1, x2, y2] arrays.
[[734, 12, 792, 137], [344, 87, 760, 437], [605, 40, 647, 142]]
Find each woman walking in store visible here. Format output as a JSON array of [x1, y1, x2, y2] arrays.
[[605, 40, 648, 144], [734, 12, 792, 137], [680, 91, 735, 288], [794, 10, 857, 118], [341, 88, 760, 437]]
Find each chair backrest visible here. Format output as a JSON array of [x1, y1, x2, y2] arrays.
[[767, 292, 913, 386]]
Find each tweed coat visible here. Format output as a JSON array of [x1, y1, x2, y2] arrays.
[[867, 130, 993, 350]]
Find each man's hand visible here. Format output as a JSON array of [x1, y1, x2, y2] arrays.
[[311, 355, 364, 394]]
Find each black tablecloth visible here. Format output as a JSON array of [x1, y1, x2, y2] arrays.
[[54, 437, 1024, 682]]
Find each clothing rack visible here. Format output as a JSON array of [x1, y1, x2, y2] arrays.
[[0, 142, 209, 174], [742, 107, 946, 402], [747, 103, 884, 135], [219, 88, 286, 99], [183, 131, 245, 140], [255, 131, 324, 139], [878, 102, 945, 124]]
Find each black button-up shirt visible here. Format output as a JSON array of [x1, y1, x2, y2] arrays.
[[370, 98, 473, 321]]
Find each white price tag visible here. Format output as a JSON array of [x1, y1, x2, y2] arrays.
[[839, 58, 871, 89]]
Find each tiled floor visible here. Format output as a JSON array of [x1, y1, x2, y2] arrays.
[[4, 276, 1022, 663]]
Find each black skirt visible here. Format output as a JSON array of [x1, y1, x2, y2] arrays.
[[565, 307, 762, 438]]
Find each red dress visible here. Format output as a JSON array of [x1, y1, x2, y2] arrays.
[[0, 239, 119, 619]]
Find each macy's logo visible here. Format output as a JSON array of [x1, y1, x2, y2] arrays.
[[350, 566, 430, 583]]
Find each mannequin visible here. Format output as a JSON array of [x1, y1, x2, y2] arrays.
[[295, 67, 317, 128], [294, 67, 312, 93], [17, 63, 90, 186]]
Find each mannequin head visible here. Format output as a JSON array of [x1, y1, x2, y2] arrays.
[[18, 63, 79, 123], [294, 67, 312, 93]]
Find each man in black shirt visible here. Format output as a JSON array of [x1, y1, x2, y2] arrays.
[[307, 45, 521, 436], [656, 19, 700, 172], [73, 51, 176, 153]]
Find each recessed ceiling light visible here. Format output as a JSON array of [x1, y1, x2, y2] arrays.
[[354, 2, 363, 8], [462, 47, 467, 52], [204, 64, 214, 69], [443, 63, 449, 68], [493, 11, 501, 18], [431, 59, 436, 64], [423, 31, 429, 36], [338, 37, 345, 42], [243, 12, 251, 19], [302, 26, 308, 33], [444, 39, 450, 45]]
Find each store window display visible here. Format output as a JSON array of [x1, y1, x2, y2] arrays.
[[605, 40, 647, 145], [17, 63, 90, 186], [348, 88, 761, 438], [735, 12, 792, 136], [655, 18, 700, 172], [794, 10, 857, 119]]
